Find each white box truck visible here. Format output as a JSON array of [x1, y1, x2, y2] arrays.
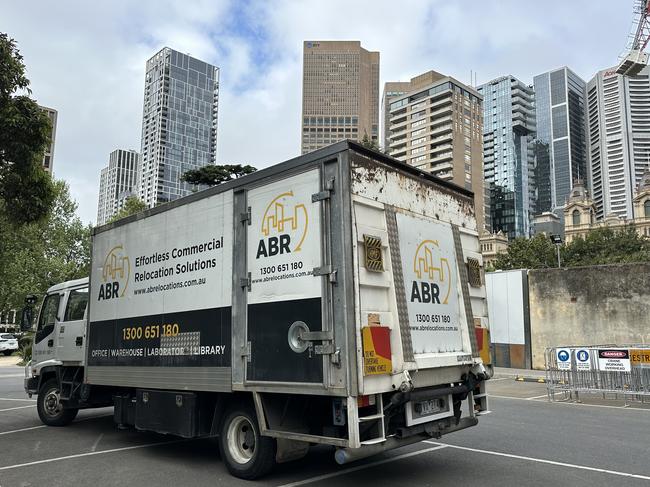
[[25, 142, 492, 479]]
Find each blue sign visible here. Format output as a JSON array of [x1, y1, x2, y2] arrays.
[[576, 350, 589, 362], [558, 350, 570, 362]]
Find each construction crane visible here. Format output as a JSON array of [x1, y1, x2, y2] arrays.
[[617, 0, 650, 76]]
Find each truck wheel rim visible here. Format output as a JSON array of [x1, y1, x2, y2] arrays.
[[44, 388, 62, 417], [226, 415, 256, 464]]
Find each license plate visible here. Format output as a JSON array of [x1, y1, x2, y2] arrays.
[[415, 398, 442, 416]]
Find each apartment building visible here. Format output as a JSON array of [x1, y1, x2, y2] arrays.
[[138, 48, 219, 207], [385, 70, 486, 231], [97, 149, 139, 225]]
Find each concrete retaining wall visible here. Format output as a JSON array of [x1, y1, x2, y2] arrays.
[[528, 263, 650, 369]]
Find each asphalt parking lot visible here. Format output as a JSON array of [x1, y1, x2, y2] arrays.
[[1, 364, 649, 487]]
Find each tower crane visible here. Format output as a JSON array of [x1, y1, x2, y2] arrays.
[[617, 0, 650, 76]]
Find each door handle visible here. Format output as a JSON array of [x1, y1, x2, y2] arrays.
[[47, 339, 54, 347]]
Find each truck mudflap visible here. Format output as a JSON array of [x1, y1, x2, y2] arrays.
[[334, 416, 478, 465]]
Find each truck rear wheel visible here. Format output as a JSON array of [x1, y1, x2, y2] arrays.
[[37, 379, 78, 426], [218, 404, 276, 479]]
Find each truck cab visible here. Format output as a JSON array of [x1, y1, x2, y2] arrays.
[[25, 278, 91, 425]]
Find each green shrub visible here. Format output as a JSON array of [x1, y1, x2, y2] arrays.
[[17, 341, 32, 366]]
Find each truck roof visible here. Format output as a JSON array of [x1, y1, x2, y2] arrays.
[[47, 277, 89, 294], [93, 140, 474, 236]]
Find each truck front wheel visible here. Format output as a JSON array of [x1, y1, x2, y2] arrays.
[[37, 379, 78, 426], [218, 404, 276, 479]]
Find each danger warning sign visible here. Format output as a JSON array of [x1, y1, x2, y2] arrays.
[[597, 349, 631, 372]]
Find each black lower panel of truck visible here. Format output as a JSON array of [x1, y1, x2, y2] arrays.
[[247, 297, 323, 383], [115, 389, 216, 438]]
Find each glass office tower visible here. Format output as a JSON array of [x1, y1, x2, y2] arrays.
[[533, 67, 587, 215], [139, 48, 219, 207], [478, 76, 536, 238]]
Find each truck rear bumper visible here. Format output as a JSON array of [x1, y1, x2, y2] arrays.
[[334, 416, 478, 464]]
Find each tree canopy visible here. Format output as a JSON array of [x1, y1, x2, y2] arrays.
[[0, 33, 55, 224], [491, 226, 650, 271], [0, 180, 91, 312], [181, 164, 257, 187], [107, 196, 148, 223], [360, 133, 383, 153]]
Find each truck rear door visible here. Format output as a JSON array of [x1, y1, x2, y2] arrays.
[[349, 156, 485, 394]]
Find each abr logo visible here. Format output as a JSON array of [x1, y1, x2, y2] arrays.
[[256, 191, 308, 258], [99, 245, 130, 300], [410, 240, 452, 304]]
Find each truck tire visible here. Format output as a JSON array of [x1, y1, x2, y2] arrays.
[[3, 350, 13, 356], [37, 378, 78, 426], [218, 404, 276, 479]]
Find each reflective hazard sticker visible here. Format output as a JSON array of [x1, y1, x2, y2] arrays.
[[362, 326, 392, 375]]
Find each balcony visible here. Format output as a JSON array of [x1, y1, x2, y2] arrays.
[[430, 104, 453, 120], [432, 160, 454, 172], [431, 151, 453, 163], [431, 130, 453, 142], [430, 123, 453, 136], [431, 114, 452, 125], [430, 142, 453, 154], [390, 118, 409, 132]]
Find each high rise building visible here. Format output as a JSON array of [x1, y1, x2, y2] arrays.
[[478, 76, 536, 239], [138, 47, 219, 207], [39, 105, 57, 174], [97, 149, 139, 225], [385, 70, 487, 231], [586, 65, 650, 219], [381, 81, 411, 150], [533, 67, 588, 215], [301, 41, 379, 154]]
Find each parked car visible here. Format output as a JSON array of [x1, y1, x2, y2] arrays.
[[0, 333, 18, 356]]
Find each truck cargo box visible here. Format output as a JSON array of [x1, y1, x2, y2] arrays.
[[84, 140, 490, 451]]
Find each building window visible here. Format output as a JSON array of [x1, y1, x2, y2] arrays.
[[645, 200, 650, 218], [572, 210, 580, 226]]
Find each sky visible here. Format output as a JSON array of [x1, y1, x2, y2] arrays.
[[2, 0, 634, 224]]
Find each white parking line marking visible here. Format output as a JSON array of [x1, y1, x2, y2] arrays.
[[424, 441, 650, 480], [0, 405, 36, 412], [0, 440, 186, 471], [524, 394, 549, 400], [277, 445, 448, 487], [0, 425, 45, 436], [489, 394, 650, 411], [0, 397, 36, 402], [487, 377, 512, 382], [0, 413, 112, 436], [0, 374, 25, 378]]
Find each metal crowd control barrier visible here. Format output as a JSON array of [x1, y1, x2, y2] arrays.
[[545, 345, 650, 404]]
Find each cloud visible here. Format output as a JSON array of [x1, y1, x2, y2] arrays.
[[2, 0, 632, 223]]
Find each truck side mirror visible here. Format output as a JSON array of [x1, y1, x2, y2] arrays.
[[20, 306, 33, 332]]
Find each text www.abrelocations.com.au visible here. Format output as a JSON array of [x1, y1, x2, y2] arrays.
[[133, 278, 206, 295]]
